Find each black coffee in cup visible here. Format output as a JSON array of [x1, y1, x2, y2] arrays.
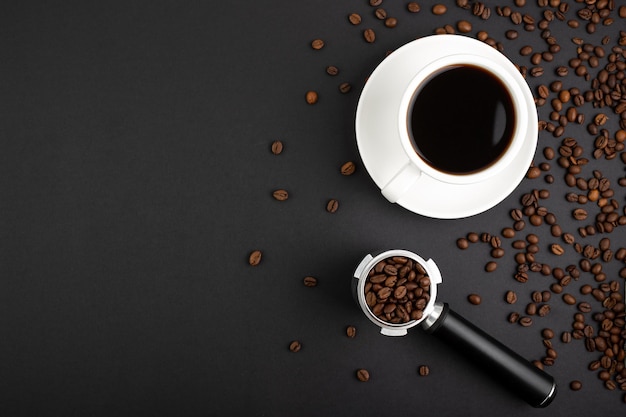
[[408, 65, 516, 174]]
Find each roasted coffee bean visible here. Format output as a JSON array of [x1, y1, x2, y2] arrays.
[[432, 4, 447, 15], [467, 233, 479, 243], [303, 276, 318, 287], [485, 261, 497, 272], [365, 257, 431, 324], [512, 240, 526, 250], [457, 20, 472, 33], [272, 189, 289, 201], [346, 325, 357, 338], [503, 227, 516, 237], [570, 380, 582, 391], [363, 28, 376, 43], [562, 332, 572, 343], [556, 66, 568, 76], [519, 316, 533, 327], [407, 2, 420, 13], [468, 294, 482, 305], [356, 368, 370, 382], [573, 209, 588, 220], [340, 161, 356, 176], [305, 90, 319, 105], [271, 140, 284, 155], [348, 13, 362, 25], [374, 8, 387, 20], [394, 286, 407, 299], [505, 30, 518, 40], [248, 250, 262, 266], [509, 312, 520, 323], [311, 39, 325, 50], [326, 199, 339, 213], [551, 244, 565, 255], [383, 265, 398, 276], [520, 45, 533, 56], [384, 17, 397, 28], [506, 291, 518, 304], [418, 365, 430, 376], [289, 340, 302, 352], [457, 238, 469, 250], [563, 293, 576, 305]]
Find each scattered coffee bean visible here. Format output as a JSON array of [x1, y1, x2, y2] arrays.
[[384, 17, 398, 28], [289, 340, 302, 352], [432, 4, 447, 15], [502, 227, 516, 238], [311, 39, 324, 50], [485, 261, 497, 272], [505, 30, 518, 40], [563, 293, 576, 305], [348, 13, 361, 25], [519, 317, 533, 327], [407, 2, 420, 13], [457, 20, 472, 33], [520, 45, 533, 56], [506, 290, 518, 304], [272, 189, 289, 201], [305, 90, 318, 104], [248, 250, 262, 266], [346, 325, 357, 338], [338, 82, 352, 93], [570, 380, 582, 391], [561, 332, 572, 343], [356, 368, 370, 382], [340, 161, 356, 176], [573, 208, 588, 220], [418, 365, 430, 376], [303, 276, 318, 287], [271, 140, 284, 155], [468, 294, 482, 305], [550, 244, 565, 255], [457, 238, 469, 250], [326, 199, 339, 213], [363, 28, 376, 43], [374, 8, 387, 20]]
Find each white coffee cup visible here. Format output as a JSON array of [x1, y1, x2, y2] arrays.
[[383, 53, 529, 202], [355, 35, 538, 218]]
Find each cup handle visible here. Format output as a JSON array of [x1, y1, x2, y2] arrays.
[[381, 162, 422, 203]]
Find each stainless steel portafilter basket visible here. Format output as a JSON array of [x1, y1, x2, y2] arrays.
[[353, 249, 557, 408]]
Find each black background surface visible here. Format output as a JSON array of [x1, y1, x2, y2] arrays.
[[1, 1, 625, 415]]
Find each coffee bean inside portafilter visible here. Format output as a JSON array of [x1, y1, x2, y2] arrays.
[[364, 256, 431, 324]]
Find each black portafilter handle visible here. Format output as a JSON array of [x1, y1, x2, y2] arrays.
[[421, 302, 557, 408]]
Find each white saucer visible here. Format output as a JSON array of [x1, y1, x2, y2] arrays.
[[355, 35, 538, 219]]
